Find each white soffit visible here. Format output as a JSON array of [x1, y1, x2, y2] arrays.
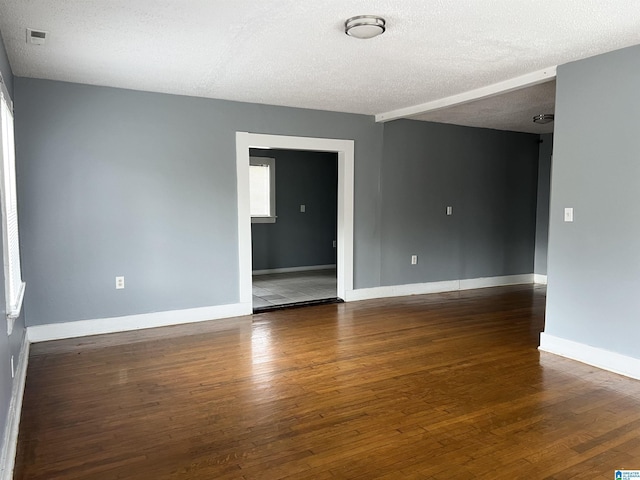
[[1, 0, 640, 132], [375, 67, 556, 123], [411, 80, 557, 134]]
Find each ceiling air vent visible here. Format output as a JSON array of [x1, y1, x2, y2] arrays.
[[26, 28, 47, 45]]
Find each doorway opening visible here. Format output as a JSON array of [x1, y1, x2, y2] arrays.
[[236, 133, 354, 312], [250, 148, 338, 311]]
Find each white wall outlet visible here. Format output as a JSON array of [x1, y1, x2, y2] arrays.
[[411, 255, 418, 265], [564, 207, 574, 222], [446, 206, 453, 216], [10, 355, 14, 379], [300, 204, 306, 213], [115, 276, 125, 289]]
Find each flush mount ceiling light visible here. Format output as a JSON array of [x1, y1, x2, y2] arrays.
[[345, 15, 386, 39], [533, 114, 554, 124]]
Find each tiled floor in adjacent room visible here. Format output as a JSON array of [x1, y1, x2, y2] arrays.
[[252, 268, 337, 309]]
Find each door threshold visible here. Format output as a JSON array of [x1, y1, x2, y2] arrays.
[[253, 297, 343, 314]]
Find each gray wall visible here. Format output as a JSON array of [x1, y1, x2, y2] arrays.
[[14, 77, 383, 326], [250, 149, 337, 271], [534, 133, 553, 276], [545, 44, 640, 359], [0, 27, 26, 473], [380, 120, 539, 286], [15, 77, 544, 328]]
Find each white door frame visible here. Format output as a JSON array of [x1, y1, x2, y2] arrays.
[[236, 132, 354, 308]]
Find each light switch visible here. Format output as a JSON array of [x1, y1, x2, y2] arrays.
[[564, 207, 574, 222], [300, 204, 306, 213], [446, 206, 453, 216]]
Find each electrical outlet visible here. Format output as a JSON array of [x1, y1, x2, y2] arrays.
[[332, 240, 337, 248], [411, 255, 418, 265], [300, 204, 306, 213], [115, 276, 125, 289], [446, 206, 453, 216], [564, 207, 574, 222]]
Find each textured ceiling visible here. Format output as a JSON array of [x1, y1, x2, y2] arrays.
[[1, 1, 640, 133]]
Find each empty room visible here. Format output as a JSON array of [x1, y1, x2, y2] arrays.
[[1, 2, 640, 479]]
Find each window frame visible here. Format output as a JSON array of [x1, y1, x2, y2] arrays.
[[0, 80, 25, 335], [249, 156, 276, 224]]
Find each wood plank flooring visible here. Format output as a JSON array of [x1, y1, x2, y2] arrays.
[[13, 285, 640, 479]]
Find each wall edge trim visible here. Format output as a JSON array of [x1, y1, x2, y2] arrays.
[[459, 274, 534, 290], [27, 303, 252, 343], [0, 333, 29, 480], [345, 274, 533, 302], [534, 274, 548, 285], [539, 332, 640, 380]]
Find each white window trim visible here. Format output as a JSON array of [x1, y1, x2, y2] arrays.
[[249, 156, 276, 224], [0, 78, 25, 335]]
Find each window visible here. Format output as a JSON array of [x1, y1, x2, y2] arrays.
[[0, 82, 25, 335], [249, 156, 276, 223]]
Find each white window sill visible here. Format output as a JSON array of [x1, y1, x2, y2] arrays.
[[251, 217, 277, 224], [6, 281, 25, 335]]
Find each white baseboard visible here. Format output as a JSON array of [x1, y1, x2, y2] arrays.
[[24, 273, 534, 342], [539, 332, 640, 380], [345, 274, 533, 302], [534, 274, 548, 285], [459, 274, 534, 290], [345, 280, 459, 302], [252, 264, 336, 276], [27, 302, 252, 343], [0, 334, 29, 480]]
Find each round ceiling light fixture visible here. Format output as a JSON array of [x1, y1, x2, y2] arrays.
[[533, 114, 555, 124], [345, 15, 386, 39]]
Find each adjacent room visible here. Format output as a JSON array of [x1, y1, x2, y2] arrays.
[[249, 148, 339, 311], [0, 2, 639, 478]]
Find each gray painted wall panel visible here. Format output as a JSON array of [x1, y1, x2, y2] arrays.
[[545, 45, 640, 359], [380, 121, 462, 284], [380, 120, 538, 286], [15, 77, 542, 328], [534, 134, 553, 275], [250, 149, 337, 271], [15, 77, 383, 326]]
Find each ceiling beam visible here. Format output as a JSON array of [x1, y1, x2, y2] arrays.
[[375, 66, 557, 123]]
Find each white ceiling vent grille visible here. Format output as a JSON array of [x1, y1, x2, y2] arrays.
[[26, 28, 47, 45]]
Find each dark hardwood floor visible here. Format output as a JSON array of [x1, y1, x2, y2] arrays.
[[14, 285, 640, 479]]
